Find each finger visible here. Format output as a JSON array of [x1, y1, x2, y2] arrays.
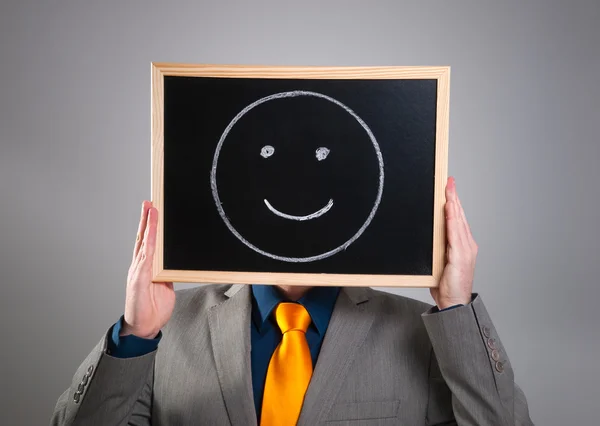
[[445, 177, 462, 246], [444, 199, 461, 248], [452, 180, 475, 245], [132, 217, 152, 285], [144, 207, 158, 260], [137, 206, 157, 264], [451, 182, 479, 266], [455, 191, 474, 241], [133, 201, 151, 260], [448, 177, 469, 249]]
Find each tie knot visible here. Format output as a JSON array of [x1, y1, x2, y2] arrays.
[[275, 302, 311, 334]]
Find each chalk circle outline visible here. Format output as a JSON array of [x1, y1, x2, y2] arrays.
[[210, 90, 385, 263]]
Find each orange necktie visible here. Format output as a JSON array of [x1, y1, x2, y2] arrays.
[[260, 302, 313, 426]]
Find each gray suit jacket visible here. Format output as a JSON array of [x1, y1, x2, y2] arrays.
[[51, 284, 533, 425]]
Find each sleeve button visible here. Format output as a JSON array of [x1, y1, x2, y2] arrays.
[[495, 361, 505, 373], [491, 349, 500, 361], [73, 392, 81, 403], [87, 365, 94, 374], [81, 374, 89, 385], [482, 326, 491, 338], [487, 338, 497, 350]]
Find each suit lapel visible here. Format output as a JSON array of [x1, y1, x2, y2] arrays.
[[298, 286, 379, 426], [208, 284, 257, 426]]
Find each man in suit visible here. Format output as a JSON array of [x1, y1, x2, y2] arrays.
[[50, 177, 533, 425]]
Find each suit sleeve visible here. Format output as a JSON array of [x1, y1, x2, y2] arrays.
[[49, 328, 156, 426], [421, 294, 534, 426]]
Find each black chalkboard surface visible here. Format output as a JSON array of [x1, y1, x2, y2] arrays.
[[151, 64, 449, 287]]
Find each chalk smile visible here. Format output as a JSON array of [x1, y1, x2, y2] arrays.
[[264, 198, 334, 221]]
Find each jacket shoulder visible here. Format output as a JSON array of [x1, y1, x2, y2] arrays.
[[367, 287, 434, 316], [171, 284, 233, 315]]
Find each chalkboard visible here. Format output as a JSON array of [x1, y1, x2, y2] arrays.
[[151, 64, 449, 287]]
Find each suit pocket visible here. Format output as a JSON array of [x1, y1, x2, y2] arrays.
[[324, 400, 400, 423]]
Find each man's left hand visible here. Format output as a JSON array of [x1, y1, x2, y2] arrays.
[[430, 176, 478, 310]]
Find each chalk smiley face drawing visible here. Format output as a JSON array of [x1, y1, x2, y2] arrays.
[[211, 90, 384, 263]]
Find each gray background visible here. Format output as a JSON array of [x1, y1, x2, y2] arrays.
[[0, 0, 598, 424]]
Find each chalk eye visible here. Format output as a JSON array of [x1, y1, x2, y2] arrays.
[[260, 145, 275, 158], [315, 147, 330, 161]]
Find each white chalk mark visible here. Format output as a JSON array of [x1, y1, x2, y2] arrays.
[[264, 198, 333, 221], [315, 147, 330, 161], [210, 90, 385, 263], [261, 145, 275, 158]]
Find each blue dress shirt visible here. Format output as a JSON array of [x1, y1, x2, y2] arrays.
[[249, 284, 340, 419]]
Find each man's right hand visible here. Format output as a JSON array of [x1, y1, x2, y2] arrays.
[[121, 201, 175, 339]]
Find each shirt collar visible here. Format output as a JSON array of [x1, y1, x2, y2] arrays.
[[251, 284, 340, 336]]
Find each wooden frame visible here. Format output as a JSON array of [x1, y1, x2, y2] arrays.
[[151, 63, 450, 287]]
